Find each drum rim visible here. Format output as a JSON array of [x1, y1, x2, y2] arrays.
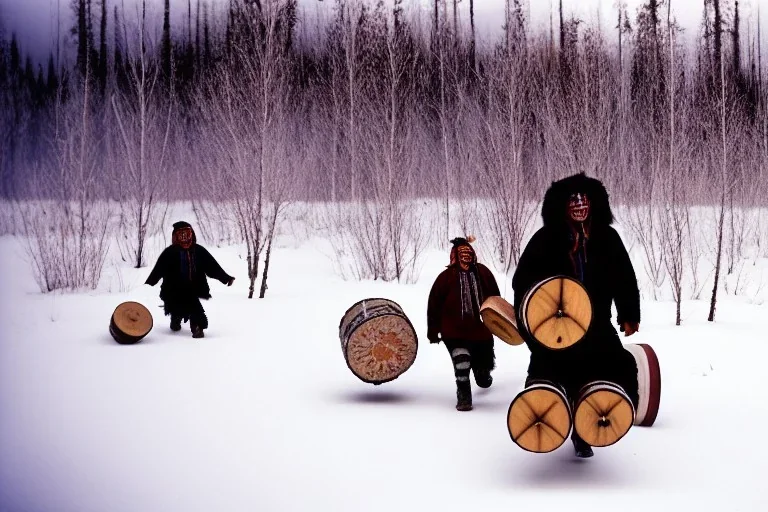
[[507, 383, 573, 453], [625, 344, 651, 426], [109, 319, 144, 344], [342, 311, 419, 385], [637, 343, 661, 426], [520, 275, 593, 350], [338, 297, 406, 330]]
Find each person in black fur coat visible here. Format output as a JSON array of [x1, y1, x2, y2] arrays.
[[145, 221, 235, 339], [512, 173, 640, 458], [428, 236, 501, 411]]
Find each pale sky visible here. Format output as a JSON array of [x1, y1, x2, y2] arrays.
[[0, 0, 765, 63]]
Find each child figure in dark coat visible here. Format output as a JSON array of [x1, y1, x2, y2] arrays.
[[428, 237, 501, 411], [145, 221, 235, 338], [512, 173, 640, 458]]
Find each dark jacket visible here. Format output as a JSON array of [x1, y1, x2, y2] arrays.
[[427, 263, 501, 342], [145, 244, 233, 302], [512, 173, 640, 356]]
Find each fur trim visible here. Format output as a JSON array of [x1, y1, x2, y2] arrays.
[[541, 173, 614, 227]]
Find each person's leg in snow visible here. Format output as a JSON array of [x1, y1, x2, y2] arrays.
[[470, 340, 495, 389], [444, 340, 473, 411], [164, 300, 186, 332], [188, 297, 208, 338]]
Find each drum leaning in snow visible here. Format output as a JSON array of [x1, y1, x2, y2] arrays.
[[625, 343, 662, 426], [519, 275, 592, 350], [110, 301, 153, 345], [338, 298, 418, 385], [507, 379, 573, 453]]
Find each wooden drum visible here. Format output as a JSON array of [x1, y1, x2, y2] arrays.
[[519, 276, 592, 350], [338, 298, 418, 385], [573, 381, 634, 447], [480, 296, 524, 346], [507, 380, 573, 453], [625, 343, 661, 426], [110, 301, 153, 345]]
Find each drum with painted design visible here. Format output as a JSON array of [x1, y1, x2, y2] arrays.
[[338, 298, 418, 385]]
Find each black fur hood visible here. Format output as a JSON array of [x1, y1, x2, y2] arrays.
[[541, 173, 614, 228]]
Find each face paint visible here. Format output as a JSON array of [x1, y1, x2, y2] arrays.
[[567, 193, 591, 223], [175, 227, 194, 249], [458, 245, 473, 270]]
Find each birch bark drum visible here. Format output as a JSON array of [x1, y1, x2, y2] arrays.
[[625, 343, 661, 426], [507, 380, 573, 453], [573, 381, 635, 447], [110, 301, 153, 345], [338, 298, 418, 385], [520, 276, 592, 350], [480, 296, 524, 346]]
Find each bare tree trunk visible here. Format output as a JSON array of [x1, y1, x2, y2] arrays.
[[469, 0, 477, 74], [708, 50, 727, 322], [259, 204, 279, 298], [438, 3, 451, 242]]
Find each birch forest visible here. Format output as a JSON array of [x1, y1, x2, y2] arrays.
[[1, 0, 767, 323]]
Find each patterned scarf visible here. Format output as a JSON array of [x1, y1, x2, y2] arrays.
[[459, 270, 483, 320]]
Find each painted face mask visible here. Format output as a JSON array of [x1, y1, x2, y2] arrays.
[[567, 193, 591, 223], [457, 245, 474, 270], [174, 227, 194, 249]]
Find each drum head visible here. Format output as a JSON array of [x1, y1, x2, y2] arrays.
[[112, 301, 153, 337], [521, 276, 592, 350], [480, 296, 524, 346], [508, 384, 572, 453], [574, 382, 634, 447], [344, 314, 417, 384]]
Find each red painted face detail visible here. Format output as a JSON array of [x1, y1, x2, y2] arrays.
[[568, 193, 590, 223], [175, 227, 194, 249], [458, 246, 473, 269]]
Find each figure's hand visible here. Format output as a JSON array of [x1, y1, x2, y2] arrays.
[[622, 322, 639, 337], [427, 331, 441, 344], [227, 278, 235, 287]]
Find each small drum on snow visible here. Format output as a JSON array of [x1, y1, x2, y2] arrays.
[[573, 380, 634, 447], [110, 301, 153, 345], [625, 343, 661, 426], [507, 380, 573, 453], [480, 296, 524, 346], [519, 275, 592, 350], [338, 298, 418, 385]]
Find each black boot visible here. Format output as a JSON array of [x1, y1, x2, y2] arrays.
[[473, 368, 493, 389], [170, 315, 182, 332], [191, 324, 205, 339], [572, 433, 594, 458], [456, 381, 472, 411]]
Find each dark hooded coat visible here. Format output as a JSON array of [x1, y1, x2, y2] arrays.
[[145, 222, 234, 305], [512, 173, 640, 405], [427, 240, 501, 343]]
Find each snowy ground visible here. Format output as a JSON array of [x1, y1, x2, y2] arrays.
[[1, 215, 767, 512]]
